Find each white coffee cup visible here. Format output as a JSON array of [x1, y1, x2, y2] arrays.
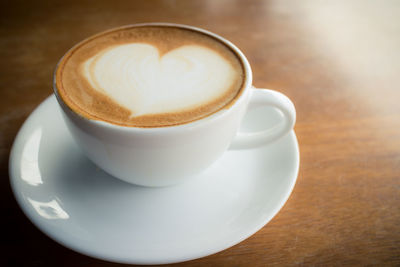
[[54, 23, 296, 187]]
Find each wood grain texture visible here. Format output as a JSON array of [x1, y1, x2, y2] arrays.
[[1, 0, 399, 266]]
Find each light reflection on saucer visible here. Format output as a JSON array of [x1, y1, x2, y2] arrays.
[[20, 127, 43, 186], [27, 198, 69, 220]]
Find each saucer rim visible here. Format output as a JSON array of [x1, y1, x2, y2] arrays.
[[9, 95, 300, 265]]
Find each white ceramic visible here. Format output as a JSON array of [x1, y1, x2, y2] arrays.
[[54, 23, 296, 187], [9, 95, 299, 265]]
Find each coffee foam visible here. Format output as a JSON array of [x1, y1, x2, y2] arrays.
[[56, 25, 245, 127]]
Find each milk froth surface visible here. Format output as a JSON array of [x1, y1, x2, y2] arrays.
[[56, 25, 245, 127]]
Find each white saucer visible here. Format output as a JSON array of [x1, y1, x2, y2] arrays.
[[9, 95, 299, 265]]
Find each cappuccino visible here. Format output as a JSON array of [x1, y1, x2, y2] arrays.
[[55, 25, 245, 127]]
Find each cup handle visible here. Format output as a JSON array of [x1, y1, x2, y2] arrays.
[[229, 87, 296, 149]]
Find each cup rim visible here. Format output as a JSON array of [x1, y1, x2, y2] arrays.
[[53, 22, 253, 132]]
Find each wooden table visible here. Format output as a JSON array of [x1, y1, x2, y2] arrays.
[[2, 0, 399, 266]]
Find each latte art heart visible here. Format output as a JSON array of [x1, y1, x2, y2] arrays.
[[82, 44, 237, 117], [56, 25, 245, 127]]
